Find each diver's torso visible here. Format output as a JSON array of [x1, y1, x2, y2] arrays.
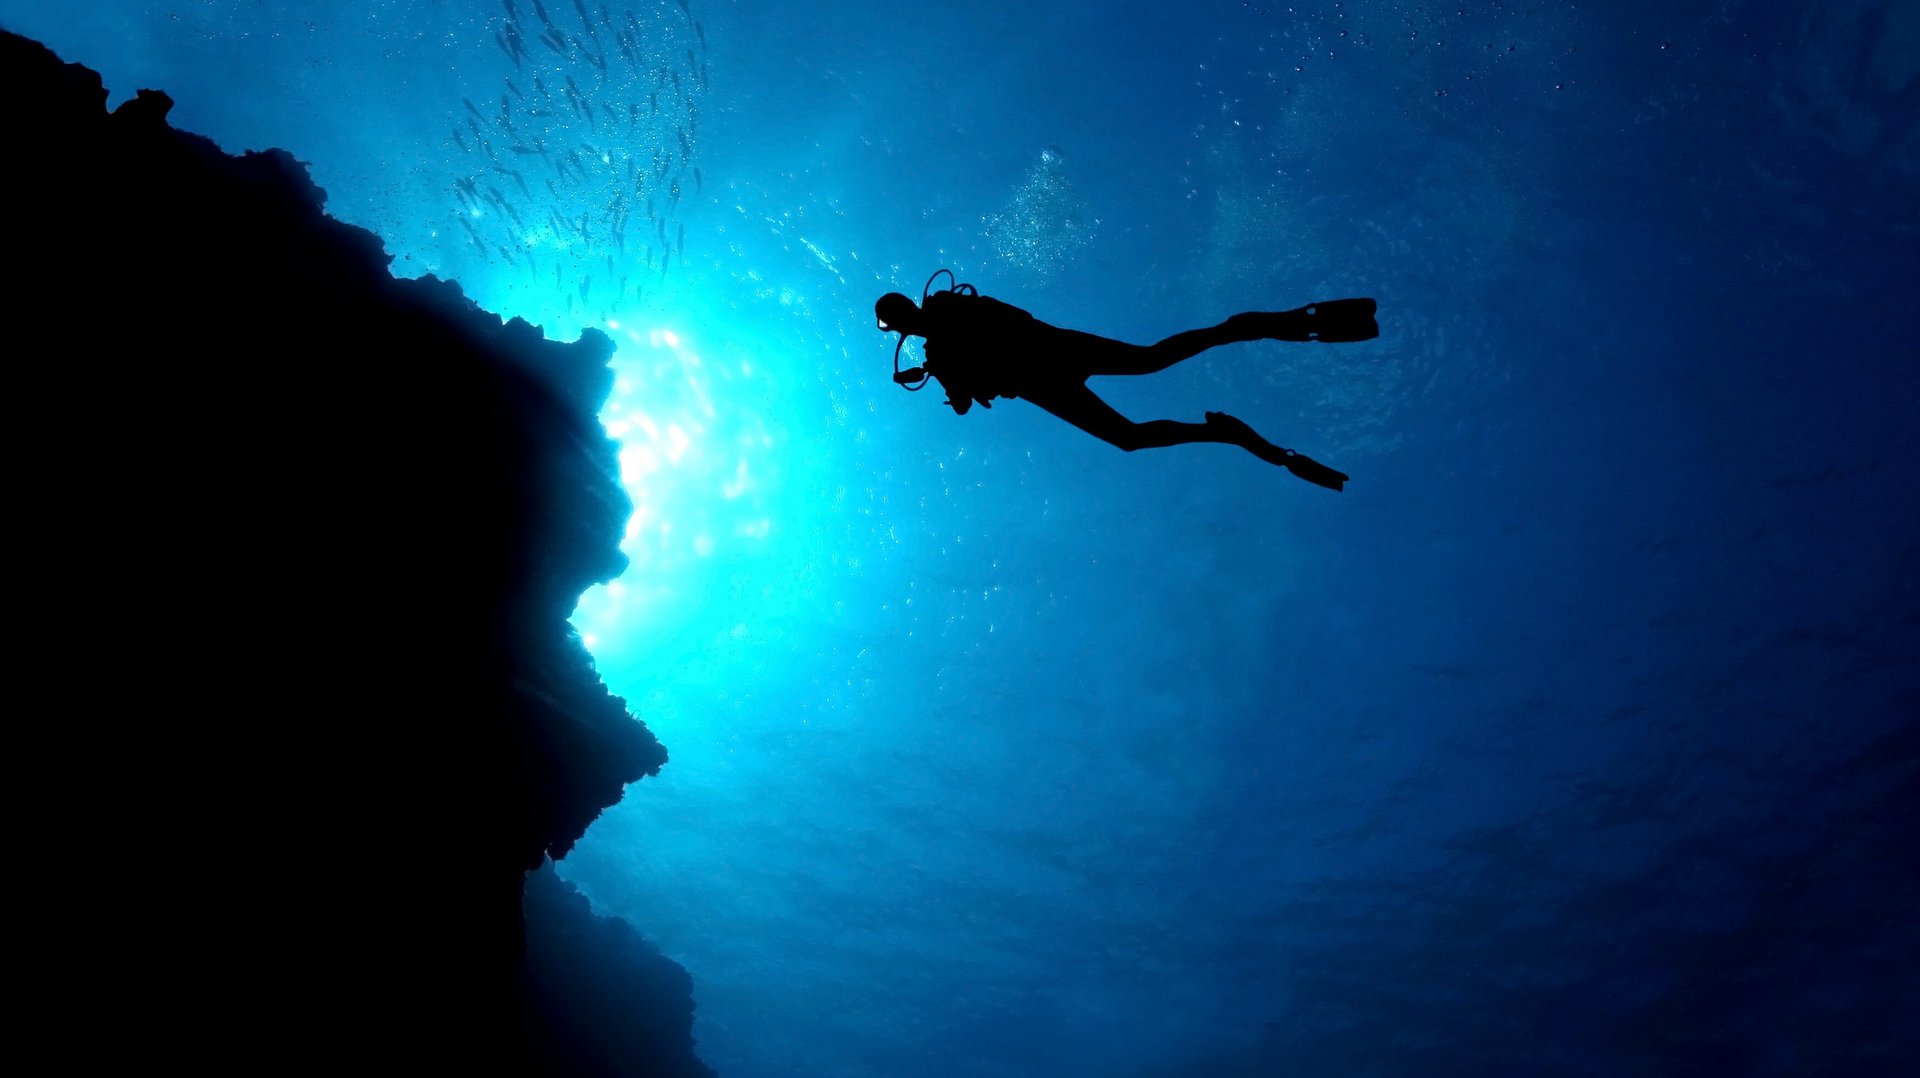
[[923, 291, 1060, 399]]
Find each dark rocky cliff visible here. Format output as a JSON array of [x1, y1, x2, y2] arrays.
[[5, 29, 711, 1076]]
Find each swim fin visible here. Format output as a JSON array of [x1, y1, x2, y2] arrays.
[[1234, 298, 1378, 343], [1300, 298, 1377, 342], [1278, 448, 1348, 491]]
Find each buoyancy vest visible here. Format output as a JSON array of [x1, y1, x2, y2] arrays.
[[920, 290, 1046, 413]]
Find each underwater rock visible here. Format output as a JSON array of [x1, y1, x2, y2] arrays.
[[1, 28, 700, 1076], [521, 862, 718, 1077]]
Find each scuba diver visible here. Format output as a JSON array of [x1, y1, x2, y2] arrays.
[[878, 271, 1376, 490]]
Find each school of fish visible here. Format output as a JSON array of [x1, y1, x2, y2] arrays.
[[451, 0, 708, 320]]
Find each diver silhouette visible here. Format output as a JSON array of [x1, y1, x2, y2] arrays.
[[878, 271, 1375, 490]]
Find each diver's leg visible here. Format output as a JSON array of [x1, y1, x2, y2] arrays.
[[1022, 379, 1252, 453], [1024, 383, 1348, 488], [1064, 298, 1378, 378], [1062, 325, 1251, 377], [1199, 412, 1350, 490]]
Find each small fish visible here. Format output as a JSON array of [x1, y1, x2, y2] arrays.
[[463, 97, 484, 119], [540, 31, 564, 54], [532, 0, 552, 26], [505, 77, 524, 100], [696, 20, 706, 50], [503, 0, 519, 21], [453, 127, 468, 152], [693, 166, 702, 192], [459, 216, 487, 254]]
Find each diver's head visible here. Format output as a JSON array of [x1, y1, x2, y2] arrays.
[[875, 292, 922, 334]]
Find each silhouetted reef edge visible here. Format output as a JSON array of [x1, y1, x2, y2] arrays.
[[5, 29, 711, 1077]]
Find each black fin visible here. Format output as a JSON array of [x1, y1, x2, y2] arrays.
[[1283, 451, 1348, 491]]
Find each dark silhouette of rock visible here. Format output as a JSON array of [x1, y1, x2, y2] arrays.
[[522, 862, 717, 1078], [2, 29, 708, 1076]]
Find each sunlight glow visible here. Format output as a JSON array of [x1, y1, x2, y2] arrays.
[[571, 312, 783, 656]]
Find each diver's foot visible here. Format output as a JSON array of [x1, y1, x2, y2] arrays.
[[1230, 298, 1378, 343], [1209, 412, 1348, 488], [1249, 439, 1350, 490]]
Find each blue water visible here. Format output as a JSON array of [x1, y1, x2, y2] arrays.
[[11, 1, 1914, 1074]]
